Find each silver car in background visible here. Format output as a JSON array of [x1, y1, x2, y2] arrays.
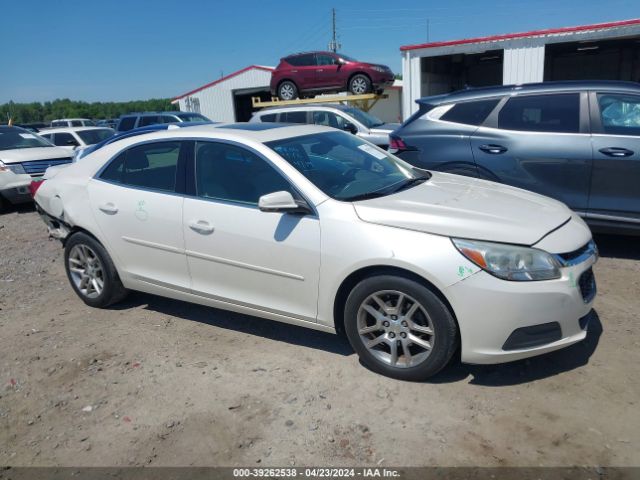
[[250, 104, 399, 148], [390, 80, 640, 235]]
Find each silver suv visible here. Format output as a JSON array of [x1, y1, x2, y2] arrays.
[[250, 104, 399, 148]]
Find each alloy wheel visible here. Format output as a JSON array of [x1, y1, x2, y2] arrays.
[[357, 290, 435, 368], [279, 83, 296, 100], [68, 244, 105, 299], [351, 77, 368, 94]]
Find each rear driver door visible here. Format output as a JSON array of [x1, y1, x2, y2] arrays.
[[470, 92, 592, 211]]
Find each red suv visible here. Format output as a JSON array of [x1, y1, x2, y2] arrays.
[[270, 51, 394, 100]]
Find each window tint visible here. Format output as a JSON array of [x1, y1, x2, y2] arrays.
[[118, 117, 136, 131], [76, 128, 114, 145], [195, 142, 292, 205], [313, 111, 346, 129], [498, 93, 580, 133], [139, 115, 160, 127], [441, 99, 500, 126], [280, 111, 307, 124], [54, 132, 79, 147], [260, 113, 277, 122], [100, 141, 180, 192], [316, 54, 337, 66], [39, 133, 52, 141], [286, 54, 314, 67], [51, 121, 65, 127], [70, 121, 82, 127], [161, 115, 179, 123], [597, 93, 640, 136]]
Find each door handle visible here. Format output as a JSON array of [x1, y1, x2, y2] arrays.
[[599, 147, 634, 157], [316, 69, 324, 72], [188, 220, 214, 234], [98, 202, 118, 214], [478, 144, 508, 154]]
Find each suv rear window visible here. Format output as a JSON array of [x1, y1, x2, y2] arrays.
[[280, 111, 307, 124], [441, 99, 500, 126], [260, 113, 277, 122], [498, 93, 580, 133], [118, 117, 137, 131], [286, 54, 315, 67]]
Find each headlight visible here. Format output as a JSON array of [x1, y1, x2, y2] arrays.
[[372, 66, 388, 73], [452, 238, 561, 281], [0, 161, 26, 175]]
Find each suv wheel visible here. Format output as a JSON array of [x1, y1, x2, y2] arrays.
[[349, 74, 372, 95], [344, 275, 458, 381], [64, 232, 128, 308], [278, 81, 298, 101]]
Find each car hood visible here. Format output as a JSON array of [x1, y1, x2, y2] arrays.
[[0, 146, 72, 164], [369, 123, 400, 134], [353, 172, 572, 246]]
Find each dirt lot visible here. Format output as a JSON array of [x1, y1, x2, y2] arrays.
[[0, 206, 638, 467]]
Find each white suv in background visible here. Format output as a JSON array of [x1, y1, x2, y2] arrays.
[[50, 118, 96, 128], [250, 104, 399, 148], [0, 126, 73, 210], [38, 127, 115, 151]]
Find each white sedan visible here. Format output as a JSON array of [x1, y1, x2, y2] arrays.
[[34, 123, 597, 380], [37, 126, 115, 151]]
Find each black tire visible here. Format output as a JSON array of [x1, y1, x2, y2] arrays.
[[344, 275, 458, 381], [277, 80, 298, 101], [348, 74, 372, 95], [64, 232, 128, 308], [0, 195, 7, 214]]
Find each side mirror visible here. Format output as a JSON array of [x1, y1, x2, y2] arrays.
[[258, 191, 311, 214], [343, 122, 358, 135]]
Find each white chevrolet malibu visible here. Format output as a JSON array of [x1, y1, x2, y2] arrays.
[[34, 123, 597, 380]]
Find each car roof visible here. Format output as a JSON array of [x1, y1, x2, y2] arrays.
[[39, 126, 113, 133], [417, 80, 640, 106], [51, 118, 91, 122], [285, 51, 334, 58], [119, 111, 193, 118]]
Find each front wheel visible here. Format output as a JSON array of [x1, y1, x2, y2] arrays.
[[344, 275, 458, 381], [349, 74, 372, 95], [64, 232, 128, 308]]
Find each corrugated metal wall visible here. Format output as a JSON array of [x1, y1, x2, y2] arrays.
[[503, 39, 545, 84], [177, 69, 273, 122]]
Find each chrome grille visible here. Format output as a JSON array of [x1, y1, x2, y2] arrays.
[[20, 157, 72, 176]]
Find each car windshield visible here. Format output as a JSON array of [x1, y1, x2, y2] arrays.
[[177, 113, 209, 122], [266, 131, 428, 201], [76, 128, 114, 145], [0, 128, 53, 151], [342, 107, 385, 128]]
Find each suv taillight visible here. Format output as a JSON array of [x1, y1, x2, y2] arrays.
[[389, 135, 408, 153]]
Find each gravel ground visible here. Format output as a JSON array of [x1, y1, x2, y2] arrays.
[[1, 205, 639, 467]]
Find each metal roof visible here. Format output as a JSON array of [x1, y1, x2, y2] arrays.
[[401, 18, 640, 52], [173, 65, 274, 101]]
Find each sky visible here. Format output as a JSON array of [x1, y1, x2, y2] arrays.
[[1, 0, 637, 103]]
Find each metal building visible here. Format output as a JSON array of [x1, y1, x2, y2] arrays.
[[172, 65, 275, 123], [401, 18, 640, 119]]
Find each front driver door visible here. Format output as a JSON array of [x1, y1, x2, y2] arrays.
[[470, 92, 592, 211], [88, 140, 191, 289], [182, 141, 321, 322], [588, 91, 640, 225]]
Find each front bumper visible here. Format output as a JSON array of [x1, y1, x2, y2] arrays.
[[445, 251, 597, 364], [0, 171, 33, 204]]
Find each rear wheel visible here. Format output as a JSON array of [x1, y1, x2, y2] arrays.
[[64, 232, 128, 308], [349, 74, 372, 95], [344, 275, 458, 381], [277, 81, 298, 101]]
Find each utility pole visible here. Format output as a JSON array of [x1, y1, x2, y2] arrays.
[[426, 18, 430, 42], [328, 8, 341, 52]]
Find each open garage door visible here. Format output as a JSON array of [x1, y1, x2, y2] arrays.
[[420, 49, 503, 96], [544, 36, 640, 82], [233, 87, 272, 122]]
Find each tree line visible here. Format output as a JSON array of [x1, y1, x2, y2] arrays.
[[1, 98, 177, 124]]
